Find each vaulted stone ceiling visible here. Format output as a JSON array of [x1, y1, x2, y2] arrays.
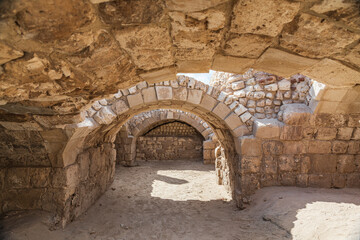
[[0, 0, 359, 116]]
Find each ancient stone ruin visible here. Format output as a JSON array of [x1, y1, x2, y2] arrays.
[[0, 0, 360, 237]]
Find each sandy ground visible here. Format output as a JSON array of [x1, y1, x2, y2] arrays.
[[1, 160, 360, 240]]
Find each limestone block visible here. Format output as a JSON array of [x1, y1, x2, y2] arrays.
[[92, 101, 102, 110], [307, 141, 332, 154], [87, 108, 97, 117], [332, 141, 348, 154], [253, 48, 319, 77], [224, 113, 243, 131], [116, 26, 173, 70], [232, 81, 245, 90], [352, 128, 360, 140], [337, 127, 354, 140], [303, 59, 360, 87], [93, 106, 116, 125], [111, 100, 129, 115], [212, 102, 231, 120], [200, 94, 217, 112], [278, 156, 296, 172], [241, 156, 261, 173], [316, 127, 337, 140], [0, 42, 24, 65], [278, 79, 291, 91], [240, 111, 252, 123], [29, 168, 51, 188], [264, 83, 278, 92], [240, 136, 262, 156], [40, 129, 68, 142], [232, 125, 251, 138], [173, 87, 188, 101], [308, 174, 332, 188], [253, 119, 283, 139], [281, 13, 359, 59], [262, 140, 284, 155], [142, 87, 157, 103], [231, 0, 300, 37], [137, 81, 148, 90], [283, 141, 306, 154], [234, 104, 247, 116], [203, 140, 216, 150], [281, 104, 312, 125], [127, 93, 144, 108], [176, 60, 212, 73], [6, 168, 29, 188], [170, 80, 179, 88], [140, 67, 177, 84], [217, 91, 228, 102], [155, 86, 173, 101], [212, 54, 255, 73], [188, 89, 203, 104], [224, 34, 273, 58], [311, 154, 337, 173]]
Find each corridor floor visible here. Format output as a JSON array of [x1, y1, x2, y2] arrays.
[[2, 161, 360, 240]]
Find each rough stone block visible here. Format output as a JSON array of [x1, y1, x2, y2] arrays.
[[29, 168, 51, 188], [187, 89, 203, 105], [212, 102, 231, 120], [346, 173, 360, 187], [300, 156, 311, 174], [278, 155, 297, 172], [337, 155, 355, 173], [173, 87, 187, 101], [111, 100, 129, 115], [241, 156, 261, 173], [93, 106, 117, 125], [127, 93, 144, 108], [316, 127, 337, 140], [303, 58, 360, 87], [296, 174, 308, 187], [263, 155, 277, 175], [311, 154, 337, 173], [283, 141, 306, 154], [200, 94, 217, 112], [308, 174, 332, 188], [240, 136, 262, 156], [212, 54, 255, 73], [6, 168, 29, 188], [331, 141, 348, 154], [232, 125, 251, 138], [280, 126, 303, 140], [253, 119, 282, 139], [142, 87, 157, 103], [224, 113, 243, 131], [332, 174, 346, 188], [281, 104, 312, 125], [307, 141, 332, 154], [240, 112, 252, 123], [348, 141, 360, 154], [253, 48, 319, 77], [262, 141, 283, 155], [337, 127, 354, 140]]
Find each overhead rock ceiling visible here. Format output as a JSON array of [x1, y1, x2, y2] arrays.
[[0, 0, 359, 116]]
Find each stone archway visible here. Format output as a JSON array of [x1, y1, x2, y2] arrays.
[[116, 109, 217, 166], [59, 77, 248, 225]]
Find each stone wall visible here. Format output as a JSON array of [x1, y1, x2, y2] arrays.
[[136, 121, 204, 161], [209, 70, 312, 131], [136, 136, 203, 161], [0, 127, 59, 216], [114, 126, 133, 166], [64, 144, 116, 223], [238, 111, 360, 201]]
